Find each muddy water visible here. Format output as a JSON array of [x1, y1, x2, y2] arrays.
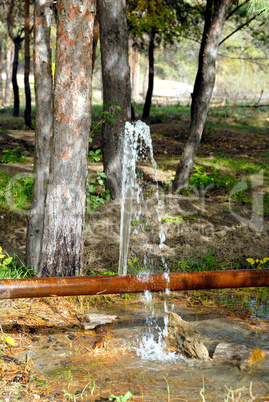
[[22, 294, 269, 401]]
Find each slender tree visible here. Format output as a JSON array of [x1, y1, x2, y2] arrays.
[[0, 41, 2, 103], [5, 39, 13, 105], [24, 0, 32, 128], [127, 0, 183, 120], [98, 0, 131, 199], [26, 0, 54, 272], [172, 0, 232, 192], [39, 0, 96, 277], [92, 8, 99, 71], [142, 29, 156, 120], [130, 39, 140, 102], [7, 0, 25, 117]]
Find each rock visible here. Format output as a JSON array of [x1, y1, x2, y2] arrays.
[[215, 230, 227, 238], [81, 313, 117, 330], [213, 343, 267, 369], [213, 342, 252, 362], [164, 311, 210, 361]]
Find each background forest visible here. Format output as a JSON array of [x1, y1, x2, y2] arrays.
[[0, 0, 269, 108]]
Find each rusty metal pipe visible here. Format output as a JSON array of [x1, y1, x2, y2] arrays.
[[0, 270, 268, 300]]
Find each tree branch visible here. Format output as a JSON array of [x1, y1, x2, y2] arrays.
[[7, 0, 15, 41], [217, 52, 268, 67], [219, 11, 263, 46], [226, 0, 250, 20]]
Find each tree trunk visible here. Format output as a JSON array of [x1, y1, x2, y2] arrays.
[[142, 29, 156, 121], [5, 39, 13, 105], [24, 0, 32, 128], [131, 43, 140, 102], [92, 8, 99, 71], [172, 0, 231, 192], [130, 39, 134, 92], [0, 42, 2, 103], [26, 0, 54, 272], [12, 37, 23, 117], [133, 47, 140, 101], [143, 59, 149, 99], [39, 0, 96, 277], [98, 0, 131, 199]]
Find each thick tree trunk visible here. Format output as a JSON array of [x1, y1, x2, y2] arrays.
[[24, 0, 32, 128], [12, 38, 23, 117], [98, 0, 131, 199], [5, 39, 13, 105], [172, 0, 232, 192], [39, 0, 96, 277], [26, 0, 54, 272], [142, 30, 156, 121]]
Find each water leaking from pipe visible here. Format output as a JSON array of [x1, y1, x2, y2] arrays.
[[0, 270, 268, 300]]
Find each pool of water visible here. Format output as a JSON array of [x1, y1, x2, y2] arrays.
[[22, 292, 269, 401]]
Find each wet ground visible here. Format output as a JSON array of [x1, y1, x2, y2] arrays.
[[1, 291, 268, 401]]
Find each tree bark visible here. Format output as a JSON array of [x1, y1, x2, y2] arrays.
[[5, 39, 13, 105], [131, 43, 140, 102], [143, 59, 149, 99], [24, 0, 32, 128], [26, 0, 54, 272], [92, 8, 99, 71], [7, 0, 25, 117], [0, 41, 2, 103], [172, 0, 232, 192], [12, 37, 23, 117], [142, 29, 156, 121], [39, 0, 96, 277], [98, 0, 131, 199]]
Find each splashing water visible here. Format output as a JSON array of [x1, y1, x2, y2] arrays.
[[118, 120, 165, 275], [118, 121, 175, 360], [134, 289, 179, 362]]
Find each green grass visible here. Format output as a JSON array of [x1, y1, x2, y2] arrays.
[[170, 250, 233, 273], [0, 147, 28, 164], [0, 105, 36, 131], [0, 170, 33, 213], [124, 250, 236, 275], [0, 250, 36, 279], [199, 156, 269, 177], [0, 169, 11, 209]]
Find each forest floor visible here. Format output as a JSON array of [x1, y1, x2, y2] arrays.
[[0, 104, 269, 401], [0, 104, 268, 272]]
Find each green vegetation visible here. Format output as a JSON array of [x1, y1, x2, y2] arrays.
[[0, 169, 33, 212], [86, 170, 110, 211], [170, 250, 233, 273], [246, 257, 269, 269], [0, 147, 27, 164], [109, 391, 133, 402], [4, 174, 33, 213], [0, 246, 35, 279], [0, 105, 36, 131]]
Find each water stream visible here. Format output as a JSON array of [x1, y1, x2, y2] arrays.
[[117, 120, 175, 361], [118, 121, 165, 276]]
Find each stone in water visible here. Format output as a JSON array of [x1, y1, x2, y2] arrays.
[[81, 313, 117, 330], [164, 311, 210, 361]]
